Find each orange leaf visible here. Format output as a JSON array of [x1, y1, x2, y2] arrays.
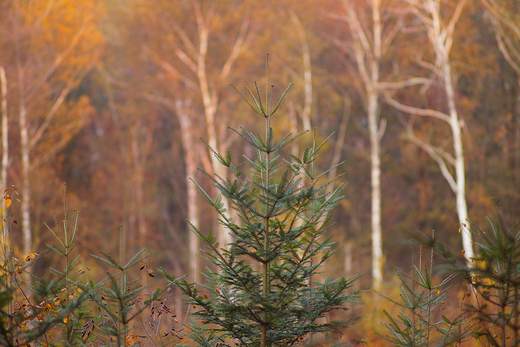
[[5, 198, 11, 208]]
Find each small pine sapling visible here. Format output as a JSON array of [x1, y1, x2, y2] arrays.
[[423, 214, 520, 347], [170, 58, 361, 347]]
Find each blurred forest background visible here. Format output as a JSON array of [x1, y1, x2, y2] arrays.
[[0, 0, 519, 325]]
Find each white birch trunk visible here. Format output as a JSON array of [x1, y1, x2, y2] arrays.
[[198, 76, 233, 249], [154, 0, 251, 251], [176, 100, 201, 282], [193, 4, 231, 250], [20, 104, 31, 257], [368, 87, 383, 290], [291, 11, 312, 131], [427, 0, 473, 261], [370, 0, 383, 290], [386, 0, 473, 262], [0, 67, 7, 231], [339, 0, 385, 290], [446, 58, 472, 260]]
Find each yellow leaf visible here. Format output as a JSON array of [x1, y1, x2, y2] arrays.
[[5, 198, 11, 208]]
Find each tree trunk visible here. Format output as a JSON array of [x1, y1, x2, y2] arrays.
[[0, 67, 7, 233], [444, 61, 473, 260], [196, 14, 234, 250], [0, 66, 9, 249], [20, 103, 31, 257], [130, 121, 153, 246], [340, 0, 384, 290], [368, 85, 382, 290], [176, 99, 201, 282], [427, 0, 473, 261]]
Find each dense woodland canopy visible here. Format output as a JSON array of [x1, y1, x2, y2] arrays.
[[0, 0, 519, 311]]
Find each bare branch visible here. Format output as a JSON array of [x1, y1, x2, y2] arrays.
[[141, 45, 198, 91], [404, 126, 457, 193], [31, 117, 86, 169], [28, 21, 88, 100], [172, 22, 197, 57], [443, 0, 467, 52], [482, 0, 520, 75], [144, 93, 176, 111], [341, 0, 374, 61], [29, 67, 88, 150], [445, 0, 468, 53], [494, 27, 520, 75], [327, 97, 351, 195], [384, 92, 451, 123], [219, 15, 252, 82], [415, 54, 441, 75], [377, 77, 432, 89], [377, 118, 387, 141], [407, 0, 434, 27], [381, 15, 403, 56], [176, 48, 198, 73], [291, 10, 312, 130]]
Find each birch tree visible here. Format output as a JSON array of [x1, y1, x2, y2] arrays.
[[0, 67, 7, 231], [385, 0, 474, 262], [331, 0, 404, 290], [144, 95, 203, 282], [7, 0, 102, 256], [0, 64, 9, 262], [143, 0, 253, 251]]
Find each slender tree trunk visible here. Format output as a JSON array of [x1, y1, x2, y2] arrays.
[[13, 10, 32, 259], [131, 131, 146, 245], [444, 61, 472, 260], [427, 0, 473, 261], [339, 0, 385, 290], [368, 85, 382, 290], [370, 0, 383, 292], [513, 78, 520, 217], [130, 120, 153, 246], [20, 104, 31, 257], [0, 67, 7, 231], [176, 99, 201, 282], [0, 66, 9, 249], [196, 14, 234, 250], [291, 11, 312, 131]]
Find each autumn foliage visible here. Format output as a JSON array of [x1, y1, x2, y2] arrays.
[[0, 0, 520, 345]]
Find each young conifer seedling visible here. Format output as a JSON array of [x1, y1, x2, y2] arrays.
[[169, 58, 361, 347]]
